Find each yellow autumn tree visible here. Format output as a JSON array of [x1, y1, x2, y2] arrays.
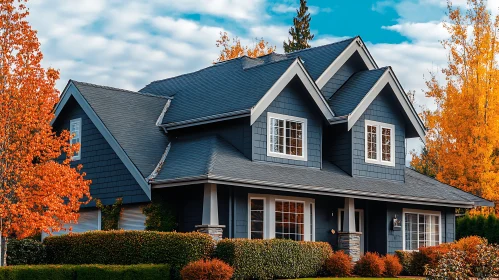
[[411, 0, 499, 214], [216, 31, 276, 62]]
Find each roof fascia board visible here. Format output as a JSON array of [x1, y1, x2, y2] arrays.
[[346, 68, 427, 143], [152, 176, 474, 208], [316, 37, 378, 89], [165, 109, 250, 130], [250, 59, 335, 125], [57, 82, 151, 199], [51, 81, 73, 126]]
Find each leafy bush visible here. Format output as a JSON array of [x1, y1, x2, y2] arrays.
[[0, 264, 170, 280], [456, 213, 499, 243], [215, 239, 332, 279], [394, 250, 413, 275], [383, 254, 403, 277], [324, 250, 352, 277], [142, 202, 177, 232], [425, 244, 499, 279], [7, 238, 45, 265], [96, 198, 123, 231], [354, 252, 385, 277], [44, 230, 213, 278], [180, 259, 233, 280]]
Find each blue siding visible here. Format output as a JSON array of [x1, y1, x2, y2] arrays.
[[252, 80, 323, 168], [325, 123, 352, 174], [53, 96, 149, 206], [322, 51, 369, 100], [351, 87, 406, 181], [445, 208, 456, 242]]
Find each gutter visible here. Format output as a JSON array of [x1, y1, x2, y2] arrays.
[[151, 175, 477, 208]]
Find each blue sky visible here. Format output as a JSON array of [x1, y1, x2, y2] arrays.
[[23, 0, 499, 157]]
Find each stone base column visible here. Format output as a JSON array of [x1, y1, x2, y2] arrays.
[[338, 232, 362, 262], [195, 225, 225, 241]]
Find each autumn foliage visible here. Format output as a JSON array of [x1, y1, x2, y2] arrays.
[[180, 259, 234, 280], [411, 0, 499, 213], [0, 0, 90, 261], [216, 32, 275, 62]]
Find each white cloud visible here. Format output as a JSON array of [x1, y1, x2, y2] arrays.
[[272, 4, 296, 13], [382, 21, 449, 42], [155, 0, 266, 20], [271, 2, 331, 15]]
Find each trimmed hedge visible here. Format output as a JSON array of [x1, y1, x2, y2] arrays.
[[214, 239, 332, 279], [7, 239, 45, 265], [456, 213, 499, 243], [0, 264, 170, 280], [43, 230, 213, 277]]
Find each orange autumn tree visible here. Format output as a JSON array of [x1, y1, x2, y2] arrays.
[[216, 31, 276, 62], [0, 0, 91, 265], [411, 0, 499, 214]]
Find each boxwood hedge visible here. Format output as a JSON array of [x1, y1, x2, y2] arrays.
[[0, 264, 170, 280], [214, 238, 332, 279], [7, 238, 45, 265], [43, 230, 213, 277]]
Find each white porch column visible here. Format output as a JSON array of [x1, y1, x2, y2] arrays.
[[338, 197, 361, 262], [196, 183, 225, 241], [343, 197, 356, 232]]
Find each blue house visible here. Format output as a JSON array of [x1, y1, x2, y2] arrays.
[[51, 36, 492, 261]]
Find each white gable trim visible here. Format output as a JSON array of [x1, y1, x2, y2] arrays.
[[346, 68, 426, 143], [250, 59, 335, 125], [316, 37, 378, 89], [52, 81, 151, 199]]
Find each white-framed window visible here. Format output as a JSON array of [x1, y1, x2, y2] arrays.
[[70, 118, 82, 161], [248, 194, 315, 241], [364, 120, 395, 166], [402, 209, 441, 251], [267, 112, 307, 161]]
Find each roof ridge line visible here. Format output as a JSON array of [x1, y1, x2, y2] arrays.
[[72, 80, 172, 99], [243, 56, 297, 70], [285, 36, 358, 56]]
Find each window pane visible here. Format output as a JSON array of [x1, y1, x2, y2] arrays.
[[275, 200, 306, 241], [250, 199, 265, 239], [367, 125, 377, 160], [382, 127, 391, 162]]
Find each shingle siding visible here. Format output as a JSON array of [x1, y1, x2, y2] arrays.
[[445, 209, 456, 242], [252, 80, 322, 168], [53, 97, 149, 206], [352, 87, 406, 181], [322, 52, 368, 100], [325, 123, 352, 175]]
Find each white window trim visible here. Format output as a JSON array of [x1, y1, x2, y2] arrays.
[[70, 118, 82, 161], [402, 208, 442, 251], [337, 208, 364, 233], [364, 120, 395, 167], [266, 112, 308, 161], [248, 193, 315, 241]]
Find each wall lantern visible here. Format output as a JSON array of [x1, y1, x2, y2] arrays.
[[392, 215, 401, 231]]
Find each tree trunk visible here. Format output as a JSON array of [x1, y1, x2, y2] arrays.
[[0, 236, 6, 266]]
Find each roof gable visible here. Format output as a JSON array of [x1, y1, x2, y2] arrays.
[[53, 81, 171, 199]]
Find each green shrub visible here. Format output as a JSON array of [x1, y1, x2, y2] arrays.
[[394, 250, 413, 275], [142, 202, 177, 232], [0, 264, 170, 280], [43, 230, 213, 278], [214, 239, 332, 279], [456, 213, 499, 244], [96, 198, 123, 231], [7, 238, 45, 265], [383, 254, 403, 277]]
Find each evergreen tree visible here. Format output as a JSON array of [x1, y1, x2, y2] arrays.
[[283, 0, 314, 53]]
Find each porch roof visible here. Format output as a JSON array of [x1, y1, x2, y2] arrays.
[[151, 135, 492, 208]]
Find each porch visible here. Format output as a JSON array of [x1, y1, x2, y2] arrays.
[[154, 183, 456, 261]]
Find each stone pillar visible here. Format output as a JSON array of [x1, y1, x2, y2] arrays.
[[196, 183, 225, 241], [338, 197, 361, 262]]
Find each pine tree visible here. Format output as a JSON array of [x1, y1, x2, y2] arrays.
[[283, 0, 315, 53]]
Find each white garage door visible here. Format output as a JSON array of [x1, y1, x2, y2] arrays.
[[42, 209, 101, 239]]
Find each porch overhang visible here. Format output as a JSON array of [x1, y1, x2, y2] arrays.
[[151, 175, 483, 209]]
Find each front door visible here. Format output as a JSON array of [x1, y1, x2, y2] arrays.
[[338, 209, 365, 254]]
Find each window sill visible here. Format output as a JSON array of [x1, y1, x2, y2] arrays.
[[267, 152, 307, 162]]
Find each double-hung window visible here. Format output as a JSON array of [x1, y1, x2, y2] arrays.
[[365, 120, 395, 166], [267, 112, 307, 161], [249, 194, 315, 241], [70, 118, 82, 161], [403, 209, 441, 250]]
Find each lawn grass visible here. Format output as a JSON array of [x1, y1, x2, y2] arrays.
[[288, 278, 420, 280]]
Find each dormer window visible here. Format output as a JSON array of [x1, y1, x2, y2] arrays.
[[365, 120, 394, 166], [267, 113, 307, 161]]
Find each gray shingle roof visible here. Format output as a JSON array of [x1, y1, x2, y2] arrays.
[[73, 81, 169, 177], [154, 135, 492, 207], [139, 37, 356, 126], [329, 67, 388, 116]]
